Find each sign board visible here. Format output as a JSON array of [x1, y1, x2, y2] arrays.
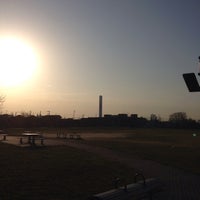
[[182, 73, 200, 92]]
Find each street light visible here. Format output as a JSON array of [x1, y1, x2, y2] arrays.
[[183, 57, 200, 92]]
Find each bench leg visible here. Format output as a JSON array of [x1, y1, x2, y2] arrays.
[[3, 135, 6, 141]]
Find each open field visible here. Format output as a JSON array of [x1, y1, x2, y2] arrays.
[[0, 142, 136, 200], [81, 128, 200, 174], [4, 127, 200, 174], [1, 127, 200, 199]]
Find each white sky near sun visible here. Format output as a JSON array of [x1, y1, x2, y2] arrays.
[[0, 0, 200, 120]]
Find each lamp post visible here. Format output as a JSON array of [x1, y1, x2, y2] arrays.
[[183, 57, 200, 92]]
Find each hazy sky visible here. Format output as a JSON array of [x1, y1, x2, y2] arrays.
[[1, 0, 200, 120]]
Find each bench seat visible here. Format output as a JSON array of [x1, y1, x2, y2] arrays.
[[19, 136, 45, 145], [91, 178, 164, 200]]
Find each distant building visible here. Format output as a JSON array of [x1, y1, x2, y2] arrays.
[[104, 114, 113, 118], [130, 114, 138, 119], [118, 114, 128, 118]]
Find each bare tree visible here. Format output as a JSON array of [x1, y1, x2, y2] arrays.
[[150, 114, 158, 121], [0, 96, 5, 114], [169, 112, 187, 122]]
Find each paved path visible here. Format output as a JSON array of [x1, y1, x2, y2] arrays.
[[65, 140, 200, 200]]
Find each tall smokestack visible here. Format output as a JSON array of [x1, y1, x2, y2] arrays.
[[99, 95, 103, 118]]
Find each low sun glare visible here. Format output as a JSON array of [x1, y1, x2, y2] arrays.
[[0, 37, 38, 87]]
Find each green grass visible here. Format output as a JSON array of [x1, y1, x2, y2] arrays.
[[0, 142, 136, 200]]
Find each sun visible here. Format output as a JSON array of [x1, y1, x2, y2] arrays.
[[0, 37, 38, 87]]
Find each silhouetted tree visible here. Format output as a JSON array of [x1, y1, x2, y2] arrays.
[[149, 114, 161, 127], [0, 96, 5, 114], [169, 112, 187, 122], [168, 112, 190, 128], [150, 114, 158, 121]]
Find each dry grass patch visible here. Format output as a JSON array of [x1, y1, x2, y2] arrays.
[[0, 142, 136, 200], [86, 128, 200, 174]]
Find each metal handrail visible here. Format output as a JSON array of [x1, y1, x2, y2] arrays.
[[134, 172, 146, 186]]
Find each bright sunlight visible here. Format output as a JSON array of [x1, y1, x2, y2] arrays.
[[0, 37, 38, 87]]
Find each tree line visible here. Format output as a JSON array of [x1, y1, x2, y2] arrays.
[[0, 111, 199, 129]]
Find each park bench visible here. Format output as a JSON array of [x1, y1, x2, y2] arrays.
[[19, 136, 45, 145], [90, 173, 164, 200], [32, 136, 45, 145], [56, 129, 67, 138], [69, 134, 81, 140]]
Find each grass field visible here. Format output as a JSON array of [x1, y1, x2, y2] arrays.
[[1, 127, 200, 199], [85, 128, 200, 174], [0, 141, 136, 200]]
